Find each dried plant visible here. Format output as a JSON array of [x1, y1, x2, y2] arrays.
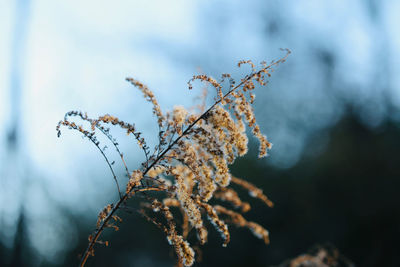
[[275, 244, 355, 267], [57, 49, 290, 267]]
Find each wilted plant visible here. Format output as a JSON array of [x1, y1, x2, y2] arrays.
[[57, 49, 290, 267]]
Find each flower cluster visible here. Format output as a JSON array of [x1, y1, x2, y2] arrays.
[[57, 49, 290, 267]]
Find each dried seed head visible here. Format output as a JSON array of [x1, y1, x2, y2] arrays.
[[171, 166, 207, 244], [126, 77, 165, 127], [126, 170, 143, 195], [172, 106, 189, 135], [176, 235, 195, 267], [147, 165, 166, 178], [58, 51, 290, 266], [198, 201, 230, 247], [231, 176, 274, 207]]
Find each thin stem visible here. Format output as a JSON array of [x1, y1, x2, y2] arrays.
[[93, 140, 122, 199], [97, 126, 130, 178]]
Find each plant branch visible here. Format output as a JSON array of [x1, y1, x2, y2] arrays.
[[78, 50, 290, 266]]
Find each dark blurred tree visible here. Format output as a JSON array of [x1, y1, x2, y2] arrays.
[[10, 212, 28, 267]]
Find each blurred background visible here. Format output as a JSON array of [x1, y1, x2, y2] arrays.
[[1, 0, 399, 266]]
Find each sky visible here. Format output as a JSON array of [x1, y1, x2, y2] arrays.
[[0, 0, 399, 264]]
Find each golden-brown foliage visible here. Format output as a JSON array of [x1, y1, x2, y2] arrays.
[[57, 49, 290, 266]]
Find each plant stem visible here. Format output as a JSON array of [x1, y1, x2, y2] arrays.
[[78, 53, 289, 266]]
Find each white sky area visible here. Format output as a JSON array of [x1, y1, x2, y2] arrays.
[[0, 0, 399, 264]]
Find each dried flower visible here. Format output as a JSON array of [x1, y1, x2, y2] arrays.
[[56, 49, 290, 267]]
